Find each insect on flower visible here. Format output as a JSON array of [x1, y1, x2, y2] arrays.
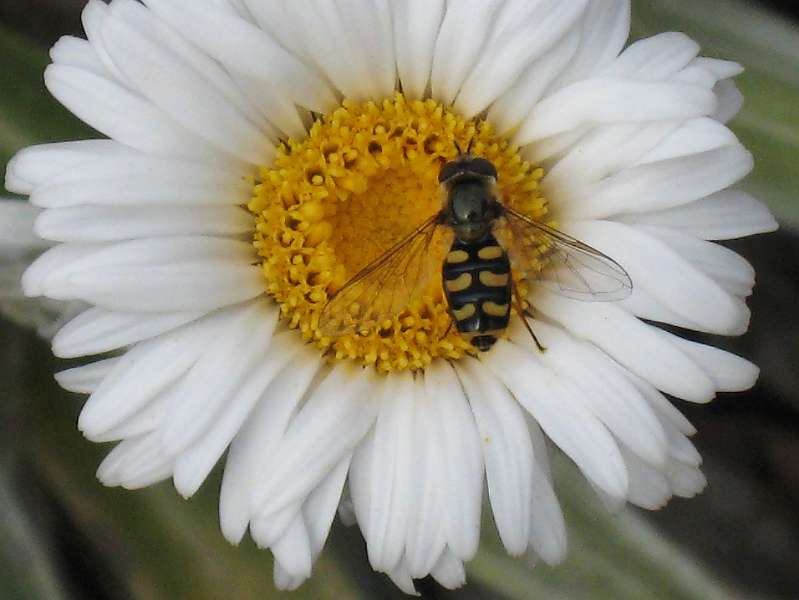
[[320, 141, 634, 351]]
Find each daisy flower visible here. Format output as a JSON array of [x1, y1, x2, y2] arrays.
[[5, 0, 777, 593]]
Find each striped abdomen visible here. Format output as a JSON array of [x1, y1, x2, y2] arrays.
[[443, 233, 511, 352]]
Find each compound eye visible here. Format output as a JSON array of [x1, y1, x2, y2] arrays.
[[469, 158, 497, 179], [438, 160, 460, 183]]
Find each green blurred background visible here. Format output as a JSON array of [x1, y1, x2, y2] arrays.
[[1, 1, 797, 598]]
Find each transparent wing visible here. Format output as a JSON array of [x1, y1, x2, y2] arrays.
[[319, 214, 449, 336], [501, 207, 632, 301]]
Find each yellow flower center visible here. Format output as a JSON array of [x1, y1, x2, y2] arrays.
[[249, 94, 547, 372]]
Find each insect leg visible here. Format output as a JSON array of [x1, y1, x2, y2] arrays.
[[512, 283, 545, 352], [443, 318, 453, 338]]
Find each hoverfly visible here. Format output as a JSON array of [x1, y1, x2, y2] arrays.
[[319, 149, 632, 352]]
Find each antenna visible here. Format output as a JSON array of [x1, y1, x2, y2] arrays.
[[466, 136, 475, 154]]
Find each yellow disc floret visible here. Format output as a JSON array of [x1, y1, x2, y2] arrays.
[[249, 94, 547, 372]]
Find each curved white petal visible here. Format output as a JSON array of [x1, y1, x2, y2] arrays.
[[44, 65, 230, 164], [77, 304, 244, 439], [250, 363, 379, 541], [483, 340, 629, 501], [456, 358, 532, 556], [530, 290, 715, 402], [53, 307, 203, 358], [600, 32, 699, 80], [142, 0, 337, 112], [488, 27, 580, 136], [392, 0, 445, 99], [517, 78, 717, 145], [404, 377, 447, 578], [430, 0, 504, 106], [36, 205, 252, 243], [455, 0, 587, 118], [219, 347, 321, 545], [508, 320, 669, 468], [562, 220, 749, 335], [423, 361, 483, 561], [100, 15, 273, 165], [616, 190, 777, 240], [548, 0, 630, 88], [5, 140, 122, 195], [349, 372, 416, 573], [54, 356, 120, 394], [557, 144, 753, 220]]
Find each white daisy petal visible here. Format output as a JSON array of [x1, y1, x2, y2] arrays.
[[335, 0, 397, 99], [77, 305, 240, 440], [656, 332, 760, 393], [517, 78, 717, 145], [557, 144, 752, 219], [36, 205, 251, 243], [54, 357, 120, 394], [350, 372, 415, 573], [80, 0, 126, 82], [31, 156, 249, 210], [90, 386, 173, 444], [431, 548, 466, 590], [668, 464, 707, 498], [49, 36, 108, 76], [22, 243, 104, 298], [484, 340, 629, 501], [100, 15, 273, 165], [639, 226, 757, 298], [52, 262, 263, 312], [404, 379, 447, 578], [141, 0, 337, 112], [600, 32, 700, 80], [544, 121, 679, 191], [5, 140, 120, 195], [622, 447, 672, 510], [386, 558, 419, 596], [488, 27, 580, 136], [562, 220, 749, 335], [531, 290, 715, 402], [271, 450, 350, 590], [455, 0, 587, 118], [251, 364, 379, 538], [107, 0, 273, 138], [616, 190, 777, 240], [713, 79, 745, 123], [160, 301, 278, 458], [52, 307, 204, 358], [431, 0, 504, 106], [303, 456, 351, 562], [172, 330, 298, 499], [392, 0, 445, 100], [524, 418, 568, 564], [509, 320, 669, 468], [424, 361, 483, 561], [219, 348, 321, 545], [270, 517, 312, 581], [549, 0, 631, 87], [456, 358, 532, 556], [44, 65, 228, 164]]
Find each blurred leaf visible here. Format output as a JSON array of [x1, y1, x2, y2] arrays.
[[0, 25, 93, 178], [633, 0, 799, 226]]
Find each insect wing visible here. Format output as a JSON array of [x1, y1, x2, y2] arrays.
[[502, 207, 632, 301], [319, 214, 448, 336]]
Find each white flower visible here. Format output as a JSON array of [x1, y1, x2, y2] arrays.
[[4, 0, 777, 594]]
